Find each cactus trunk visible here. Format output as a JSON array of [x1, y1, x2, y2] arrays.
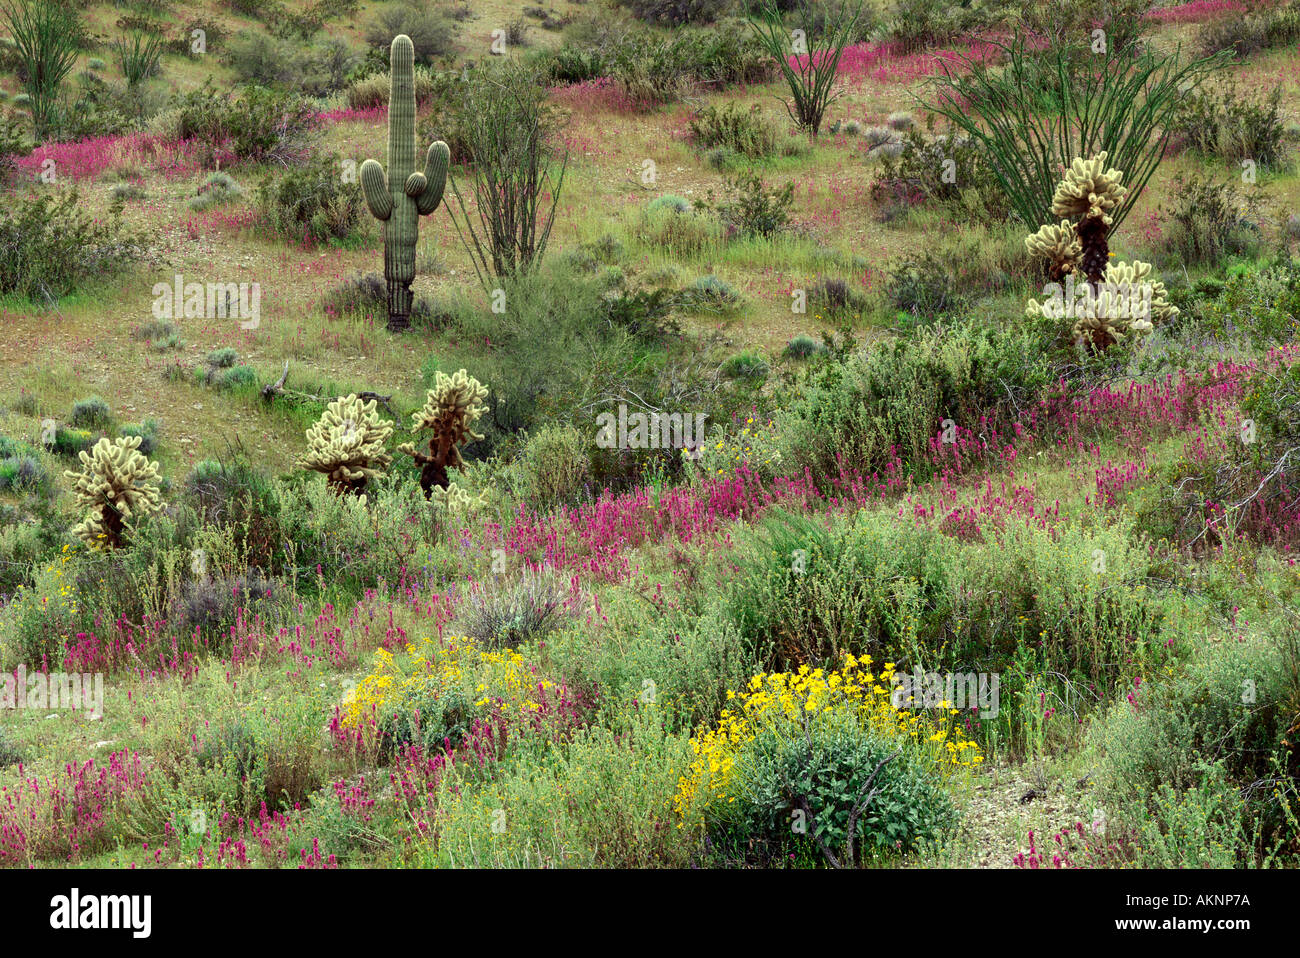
[[359, 35, 450, 333]]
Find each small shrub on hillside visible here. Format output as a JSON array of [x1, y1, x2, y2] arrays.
[[677, 274, 742, 312], [721, 350, 769, 380], [689, 102, 779, 158], [69, 396, 112, 431], [320, 273, 386, 318], [460, 572, 575, 650], [784, 333, 823, 358], [119, 420, 160, 457], [189, 172, 243, 211], [0, 191, 142, 302], [777, 321, 1050, 485], [870, 128, 1007, 224], [257, 153, 364, 244], [1172, 83, 1285, 167], [365, 1, 454, 65], [615, 0, 731, 26], [1156, 174, 1262, 269], [167, 81, 319, 166], [696, 170, 794, 239], [511, 422, 591, 509]]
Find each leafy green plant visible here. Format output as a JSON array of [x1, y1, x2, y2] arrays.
[[925, 34, 1227, 231], [747, 0, 863, 137], [0, 0, 80, 139]]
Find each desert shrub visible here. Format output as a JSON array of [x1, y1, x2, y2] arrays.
[[1172, 83, 1284, 167], [784, 333, 823, 358], [0, 112, 29, 184], [870, 128, 1009, 224], [459, 572, 575, 649], [174, 570, 276, 636], [188, 171, 243, 211], [602, 287, 682, 341], [884, 0, 964, 53], [110, 182, 146, 202], [365, 1, 454, 65], [0, 554, 90, 668], [0, 190, 142, 302], [228, 32, 359, 95], [68, 396, 112, 431], [320, 272, 386, 318], [720, 350, 769, 380], [676, 659, 972, 866], [181, 457, 282, 570], [50, 426, 92, 458], [689, 102, 779, 158], [1092, 625, 1300, 857], [696, 170, 794, 239], [615, 0, 731, 26], [0, 436, 49, 493], [167, 81, 319, 166], [605, 26, 775, 109], [257, 153, 364, 244], [1156, 174, 1262, 269], [776, 321, 1050, 485], [1198, 0, 1300, 59], [885, 251, 967, 317], [206, 347, 238, 369], [1017, 0, 1151, 54], [119, 419, 160, 457], [677, 274, 741, 312], [511, 422, 591, 509], [132, 319, 182, 350]]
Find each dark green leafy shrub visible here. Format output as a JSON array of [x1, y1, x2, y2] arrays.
[[697, 170, 794, 239], [1156, 174, 1262, 269], [0, 190, 142, 302], [167, 81, 320, 166], [689, 102, 779, 158], [256, 153, 363, 244], [615, 0, 731, 26]]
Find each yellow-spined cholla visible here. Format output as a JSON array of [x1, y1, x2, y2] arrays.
[[1025, 152, 1177, 350], [398, 368, 488, 499], [1024, 220, 1082, 280], [64, 435, 164, 550], [299, 393, 394, 495], [429, 480, 488, 515]]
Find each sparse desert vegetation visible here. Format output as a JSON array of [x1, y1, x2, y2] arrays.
[[1, 0, 1300, 886]]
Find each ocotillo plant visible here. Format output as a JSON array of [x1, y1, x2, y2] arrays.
[[359, 34, 450, 333]]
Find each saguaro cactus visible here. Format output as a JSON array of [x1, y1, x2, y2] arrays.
[[359, 35, 450, 333]]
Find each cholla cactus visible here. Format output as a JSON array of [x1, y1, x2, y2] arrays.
[[398, 368, 488, 498], [430, 481, 488, 515], [64, 435, 164, 550], [299, 394, 394, 495], [1050, 152, 1128, 282], [1025, 259, 1178, 349], [1025, 220, 1082, 281]]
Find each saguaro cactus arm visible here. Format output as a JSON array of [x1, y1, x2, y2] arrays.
[[360, 159, 393, 221], [415, 142, 450, 215]]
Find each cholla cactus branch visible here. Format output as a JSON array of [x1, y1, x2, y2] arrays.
[[1025, 220, 1082, 281], [299, 393, 394, 495], [63, 435, 164, 550], [398, 368, 488, 498], [1051, 152, 1128, 283]]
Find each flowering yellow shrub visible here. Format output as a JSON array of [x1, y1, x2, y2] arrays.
[[691, 417, 783, 479], [340, 634, 556, 732], [673, 654, 982, 822]]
